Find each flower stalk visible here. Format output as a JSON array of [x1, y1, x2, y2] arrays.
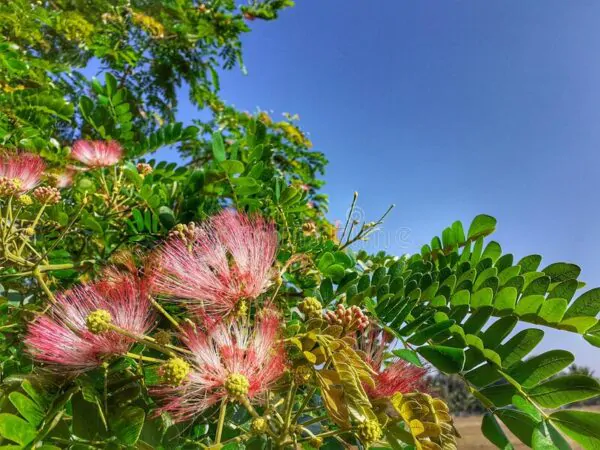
[[215, 398, 228, 444]]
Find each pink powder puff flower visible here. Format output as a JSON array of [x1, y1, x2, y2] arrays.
[[54, 167, 77, 188], [0, 152, 45, 192], [154, 310, 286, 422], [25, 275, 156, 371], [71, 140, 123, 167], [357, 326, 427, 399], [151, 210, 277, 321]]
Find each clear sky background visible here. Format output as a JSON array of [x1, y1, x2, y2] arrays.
[[168, 1, 600, 370]]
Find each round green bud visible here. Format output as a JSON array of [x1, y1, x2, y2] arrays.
[[10, 178, 22, 191], [154, 330, 172, 346], [23, 227, 35, 236], [357, 420, 382, 446], [224, 373, 250, 398], [161, 357, 191, 386], [86, 309, 112, 334], [299, 297, 322, 318], [357, 420, 383, 446], [18, 194, 33, 206], [294, 365, 313, 385], [250, 417, 268, 434], [309, 437, 323, 448]]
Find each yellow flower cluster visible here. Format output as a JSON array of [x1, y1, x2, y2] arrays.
[[161, 358, 191, 386], [85, 309, 113, 334], [224, 373, 250, 398]]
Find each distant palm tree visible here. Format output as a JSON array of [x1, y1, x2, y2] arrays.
[[567, 364, 596, 378]]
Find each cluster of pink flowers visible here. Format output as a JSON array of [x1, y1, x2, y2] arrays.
[[70, 140, 123, 168], [151, 209, 278, 321], [25, 275, 155, 371], [22, 197, 426, 425], [357, 326, 427, 399], [154, 310, 286, 421], [53, 167, 77, 188], [0, 152, 45, 193], [0, 140, 124, 195], [24, 209, 287, 422]]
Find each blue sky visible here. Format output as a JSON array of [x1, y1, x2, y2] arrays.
[[170, 1, 600, 370]]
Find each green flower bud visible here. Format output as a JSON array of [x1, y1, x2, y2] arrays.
[[250, 417, 268, 434], [309, 437, 323, 448], [224, 373, 249, 398], [86, 309, 112, 334], [294, 365, 313, 385], [299, 297, 322, 318], [357, 420, 382, 446], [154, 330, 172, 346], [18, 194, 33, 206], [161, 357, 191, 386]]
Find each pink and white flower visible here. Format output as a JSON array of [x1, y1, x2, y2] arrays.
[[357, 326, 427, 399], [54, 167, 77, 188], [154, 310, 286, 422], [71, 140, 123, 167], [151, 210, 277, 321], [0, 152, 45, 192], [25, 275, 156, 371]]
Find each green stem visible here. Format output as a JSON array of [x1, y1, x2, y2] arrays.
[[33, 268, 56, 304], [283, 381, 297, 425], [498, 369, 550, 420], [215, 398, 228, 445], [4, 251, 34, 267], [225, 174, 239, 206], [125, 352, 166, 364], [239, 397, 260, 419], [103, 363, 109, 418], [37, 201, 86, 263], [239, 397, 278, 439], [149, 296, 182, 331], [219, 433, 250, 446], [291, 385, 317, 424], [3, 261, 94, 278], [340, 191, 358, 243], [5, 204, 22, 241], [18, 203, 46, 254], [106, 323, 177, 357], [299, 415, 327, 427], [278, 380, 297, 445], [296, 428, 351, 443], [2, 196, 13, 242]]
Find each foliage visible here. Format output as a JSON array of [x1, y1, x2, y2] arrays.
[[0, 2, 599, 450], [429, 365, 600, 417]]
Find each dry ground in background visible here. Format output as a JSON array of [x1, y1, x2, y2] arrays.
[[453, 407, 600, 449]]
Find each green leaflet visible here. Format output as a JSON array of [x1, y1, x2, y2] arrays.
[[564, 287, 600, 319], [527, 375, 600, 408], [508, 350, 574, 388], [8, 392, 44, 427], [0, 413, 37, 446], [495, 409, 537, 447], [109, 406, 145, 446], [417, 345, 465, 374], [550, 410, 600, 449], [211, 131, 226, 162], [481, 413, 513, 450], [531, 421, 571, 450]]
